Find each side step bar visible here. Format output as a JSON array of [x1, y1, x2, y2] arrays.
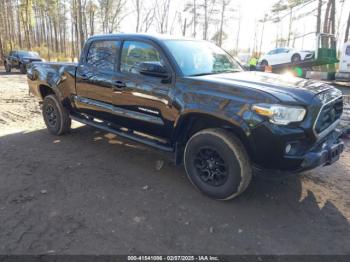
[[70, 115, 174, 152]]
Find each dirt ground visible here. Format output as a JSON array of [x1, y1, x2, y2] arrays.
[[0, 67, 350, 255]]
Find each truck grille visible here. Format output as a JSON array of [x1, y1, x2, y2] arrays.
[[314, 96, 343, 134]]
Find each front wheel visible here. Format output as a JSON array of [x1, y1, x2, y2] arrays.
[[42, 95, 71, 135], [291, 54, 301, 63], [20, 63, 27, 74], [5, 63, 11, 73], [184, 128, 252, 200], [260, 60, 268, 67]]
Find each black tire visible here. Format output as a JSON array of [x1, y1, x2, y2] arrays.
[[261, 60, 268, 67], [291, 54, 301, 63], [42, 95, 71, 135], [20, 63, 26, 74], [184, 128, 252, 200], [5, 63, 11, 73]]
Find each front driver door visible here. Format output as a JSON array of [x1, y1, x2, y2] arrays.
[[9, 51, 20, 68], [273, 48, 285, 65], [111, 40, 176, 139]]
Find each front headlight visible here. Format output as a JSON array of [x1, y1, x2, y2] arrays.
[[22, 59, 30, 63], [252, 104, 306, 125]]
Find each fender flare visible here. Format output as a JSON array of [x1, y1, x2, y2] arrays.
[[172, 110, 251, 142]]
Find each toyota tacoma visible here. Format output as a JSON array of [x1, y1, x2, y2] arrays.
[[27, 34, 344, 200]]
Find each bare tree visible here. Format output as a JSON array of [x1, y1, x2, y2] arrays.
[[16, 0, 22, 48], [345, 11, 350, 43], [218, 0, 230, 47], [155, 0, 171, 34], [259, 14, 269, 55], [133, 0, 141, 32], [321, 0, 337, 48], [132, 0, 156, 33], [202, 0, 218, 40], [316, 0, 322, 33], [98, 0, 126, 34], [77, 0, 84, 49], [330, 0, 335, 35], [271, 0, 315, 46], [141, 5, 156, 32], [192, 0, 197, 37], [184, 0, 198, 37], [235, 19, 241, 54], [0, 34, 4, 60], [86, 0, 96, 36]]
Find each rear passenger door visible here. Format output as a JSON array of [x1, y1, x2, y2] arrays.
[[75, 39, 121, 121]]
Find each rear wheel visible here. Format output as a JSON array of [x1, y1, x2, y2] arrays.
[[184, 128, 252, 200], [20, 63, 26, 74], [5, 63, 11, 73], [261, 60, 268, 67], [42, 95, 71, 135], [291, 54, 301, 63]]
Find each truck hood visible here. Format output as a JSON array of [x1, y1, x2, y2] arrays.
[[190, 71, 334, 104]]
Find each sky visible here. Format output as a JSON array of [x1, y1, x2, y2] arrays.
[[117, 0, 350, 54]]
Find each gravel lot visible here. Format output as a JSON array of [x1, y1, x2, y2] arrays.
[[0, 67, 349, 255]]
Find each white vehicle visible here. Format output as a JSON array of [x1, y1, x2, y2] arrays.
[[336, 41, 350, 81], [236, 53, 251, 67], [339, 41, 350, 73], [259, 47, 314, 66]]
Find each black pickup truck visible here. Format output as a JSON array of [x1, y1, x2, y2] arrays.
[[27, 34, 344, 200], [5, 50, 42, 73]]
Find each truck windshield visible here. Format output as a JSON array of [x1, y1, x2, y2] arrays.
[[164, 40, 243, 76], [17, 51, 40, 58]]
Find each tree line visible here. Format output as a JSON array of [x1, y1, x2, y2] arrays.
[[0, 0, 349, 62]]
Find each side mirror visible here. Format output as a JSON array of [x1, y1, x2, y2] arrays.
[[135, 61, 170, 78]]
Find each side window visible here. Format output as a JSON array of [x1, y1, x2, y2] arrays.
[[86, 40, 120, 71], [267, 49, 276, 55], [120, 41, 165, 75], [346, 46, 350, 56], [276, 48, 283, 54]]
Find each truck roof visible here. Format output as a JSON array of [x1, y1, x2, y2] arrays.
[[87, 33, 197, 43]]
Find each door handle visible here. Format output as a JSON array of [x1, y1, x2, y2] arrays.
[[113, 81, 126, 89]]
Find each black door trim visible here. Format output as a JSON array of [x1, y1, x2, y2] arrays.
[[74, 96, 164, 126]]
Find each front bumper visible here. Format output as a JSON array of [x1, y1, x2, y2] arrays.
[[299, 130, 344, 171], [249, 120, 345, 175], [253, 130, 344, 178]]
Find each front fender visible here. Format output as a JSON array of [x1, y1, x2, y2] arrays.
[[174, 109, 251, 138]]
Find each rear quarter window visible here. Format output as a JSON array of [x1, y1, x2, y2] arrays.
[[346, 46, 350, 56]]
